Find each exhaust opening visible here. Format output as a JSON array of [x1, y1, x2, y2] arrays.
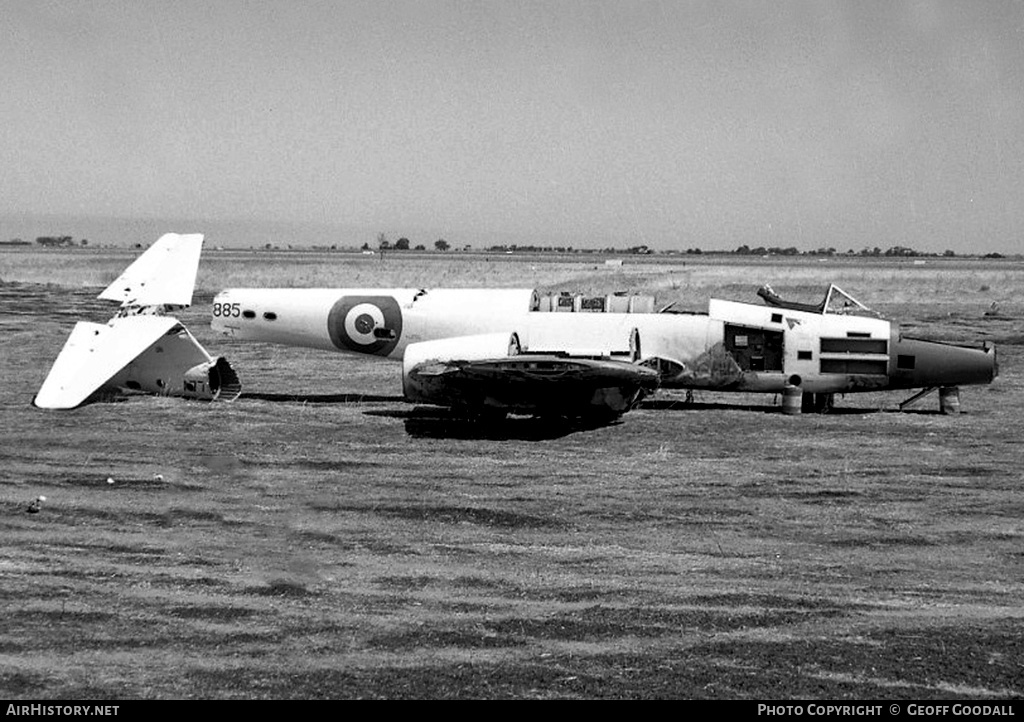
[[182, 357, 242, 402], [209, 357, 242, 401]]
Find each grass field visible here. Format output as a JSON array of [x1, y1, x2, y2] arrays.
[[1, 249, 1022, 699]]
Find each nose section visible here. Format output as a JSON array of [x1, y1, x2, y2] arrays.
[[890, 336, 997, 388]]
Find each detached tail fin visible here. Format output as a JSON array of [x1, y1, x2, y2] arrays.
[[35, 233, 241, 409], [98, 233, 204, 308]]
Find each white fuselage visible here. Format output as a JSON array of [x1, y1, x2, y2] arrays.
[[211, 287, 926, 394]]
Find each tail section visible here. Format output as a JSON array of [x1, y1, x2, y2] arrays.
[[34, 234, 241, 409]]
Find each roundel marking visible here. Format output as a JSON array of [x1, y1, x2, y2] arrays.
[[327, 295, 403, 356], [353, 313, 375, 335], [343, 303, 387, 346]]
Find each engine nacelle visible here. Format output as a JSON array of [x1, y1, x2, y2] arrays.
[[402, 330, 658, 418], [182, 357, 242, 402], [403, 333, 521, 405]]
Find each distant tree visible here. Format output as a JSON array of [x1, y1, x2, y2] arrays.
[[414, 244, 425, 251], [361, 242, 370, 250], [80, 239, 88, 247], [394, 237, 411, 250], [377, 232, 390, 250], [36, 236, 74, 247], [435, 239, 450, 251], [943, 249, 956, 257]]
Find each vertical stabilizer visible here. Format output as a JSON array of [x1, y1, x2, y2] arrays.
[[98, 233, 204, 308]]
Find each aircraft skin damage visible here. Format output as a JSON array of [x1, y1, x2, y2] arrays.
[[405, 355, 659, 418], [401, 333, 659, 418], [641, 342, 746, 389], [212, 282, 996, 416]]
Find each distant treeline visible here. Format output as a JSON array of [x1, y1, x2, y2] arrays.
[[474, 243, 1008, 259], [3, 235, 1010, 259], [368, 233, 1008, 258], [29, 236, 88, 247]]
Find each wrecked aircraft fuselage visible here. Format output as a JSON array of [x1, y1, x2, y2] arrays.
[[212, 284, 997, 414]]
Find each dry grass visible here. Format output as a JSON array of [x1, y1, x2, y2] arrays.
[[1, 250, 1022, 699]]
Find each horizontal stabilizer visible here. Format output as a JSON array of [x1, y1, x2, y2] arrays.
[[98, 233, 203, 307], [35, 316, 186, 409]]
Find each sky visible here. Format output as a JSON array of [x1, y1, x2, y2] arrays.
[[2, 0, 1023, 253]]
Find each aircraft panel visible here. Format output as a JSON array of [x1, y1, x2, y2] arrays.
[[34, 316, 180, 409], [106, 324, 213, 395]]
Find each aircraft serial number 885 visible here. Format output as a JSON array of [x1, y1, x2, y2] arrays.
[[212, 302, 241, 318]]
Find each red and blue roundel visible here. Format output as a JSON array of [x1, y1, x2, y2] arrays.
[[327, 296, 403, 356]]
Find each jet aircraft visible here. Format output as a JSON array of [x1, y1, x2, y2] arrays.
[[211, 278, 997, 417], [34, 234, 241, 409]]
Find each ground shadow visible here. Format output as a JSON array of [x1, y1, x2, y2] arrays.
[[639, 399, 779, 414], [637, 398, 923, 415], [239, 390, 957, 419], [242, 392, 404, 404], [241, 393, 948, 418], [365, 406, 624, 440]]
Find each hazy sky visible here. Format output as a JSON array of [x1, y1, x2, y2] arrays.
[[3, 1, 1023, 253]]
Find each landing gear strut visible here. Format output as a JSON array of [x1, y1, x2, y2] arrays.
[[898, 386, 961, 414]]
